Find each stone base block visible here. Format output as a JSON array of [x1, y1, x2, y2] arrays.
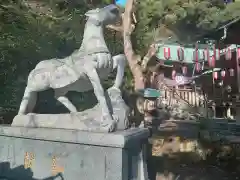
[[0, 126, 149, 180]]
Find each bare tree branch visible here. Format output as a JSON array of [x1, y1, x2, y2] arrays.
[[106, 24, 123, 32], [141, 44, 158, 71]]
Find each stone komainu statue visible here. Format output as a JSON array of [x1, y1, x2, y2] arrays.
[[15, 5, 129, 132]]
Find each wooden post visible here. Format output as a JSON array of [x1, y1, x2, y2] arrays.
[[226, 105, 231, 118], [212, 102, 216, 118], [222, 102, 226, 118], [235, 46, 240, 123], [143, 97, 157, 128], [235, 106, 240, 124]]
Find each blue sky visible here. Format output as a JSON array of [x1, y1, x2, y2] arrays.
[[116, 0, 127, 7]]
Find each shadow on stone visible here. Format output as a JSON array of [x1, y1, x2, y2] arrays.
[[0, 162, 64, 180], [12, 87, 130, 133], [34, 89, 98, 114]]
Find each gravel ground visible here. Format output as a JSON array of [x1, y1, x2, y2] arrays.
[[155, 164, 237, 180], [148, 151, 238, 180], [148, 120, 239, 180]]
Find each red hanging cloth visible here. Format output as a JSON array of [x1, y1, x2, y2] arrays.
[[237, 48, 240, 63], [164, 47, 170, 60], [213, 71, 218, 80], [221, 70, 226, 78], [194, 44, 200, 71], [213, 45, 216, 59], [205, 48, 210, 65], [196, 63, 200, 72], [215, 44, 220, 61], [225, 47, 232, 60], [209, 56, 215, 67], [172, 70, 176, 80]]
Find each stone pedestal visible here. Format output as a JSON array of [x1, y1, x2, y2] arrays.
[[0, 126, 149, 180]]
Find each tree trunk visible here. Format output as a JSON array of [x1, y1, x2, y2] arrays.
[[123, 0, 145, 90]]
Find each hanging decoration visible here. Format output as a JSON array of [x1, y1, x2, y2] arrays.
[[216, 48, 220, 61], [225, 47, 232, 60], [202, 51, 205, 61], [177, 47, 184, 61], [182, 66, 187, 75], [213, 71, 218, 80], [193, 43, 200, 71], [209, 56, 215, 67], [213, 44, 220, 61], [194, 49, 199, 63], [164, 47, 171, 60], [204, 48, 210, 64], [213, 44, 216, 59], [229, 68, 234, 76], [172, 70, 176, 80], [237, 48, 240, 62], [208, 45, 216, 67], [221, 70, 226, 78], [212, 56, 216, 67], [175, 75, 186, 85], [196, 63, 200, 72]]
